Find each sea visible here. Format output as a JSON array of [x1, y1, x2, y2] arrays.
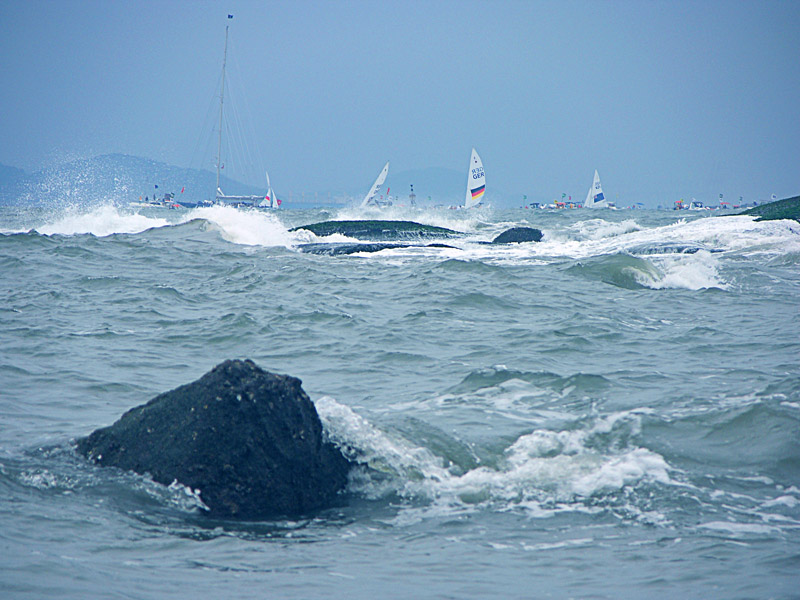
[[1, 201, 798, 599]]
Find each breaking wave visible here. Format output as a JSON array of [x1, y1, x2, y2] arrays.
[[34, 204, 171, 237], [316, 396, 673, 521]]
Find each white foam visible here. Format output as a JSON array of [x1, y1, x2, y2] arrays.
[[641, 250, 727, 290], [566, 218, 643, 241], [316, 397, 674, 516], [165, 479, 210, 512], [762, 495, 800, 508], [575, 215, 798, 259], [35, 204, 170, 237], [478, 215, 798, 266], [19, 468, 61, 489], [316, 396, 452, 500], [698, 521, 780, 536], [180, 205, 296, 247]]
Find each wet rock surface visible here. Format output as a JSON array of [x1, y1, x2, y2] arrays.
[[77, 359, 352, 519]]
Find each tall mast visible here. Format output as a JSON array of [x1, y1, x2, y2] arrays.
[[215, 24, 230, 196]]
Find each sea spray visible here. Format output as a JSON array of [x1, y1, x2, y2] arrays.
[[181, 204, 296, 247], [35, 203, 170, 237], [317, 395, 673, 515]]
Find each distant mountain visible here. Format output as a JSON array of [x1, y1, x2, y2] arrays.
[[0, 154, 263, 205]]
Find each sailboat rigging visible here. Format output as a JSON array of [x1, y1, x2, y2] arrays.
[[213, 19, 277, 208]]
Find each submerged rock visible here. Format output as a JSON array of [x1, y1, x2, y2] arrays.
[[290, 219, 461, 240], [291, 219, 545, 248], [491, 227, 543, 244], [738, 195, 800, 223], [77, 359, 352, 519], [298, 242, 458, 255]]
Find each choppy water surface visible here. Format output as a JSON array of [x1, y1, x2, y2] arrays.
[[1, 203, 799, 598]]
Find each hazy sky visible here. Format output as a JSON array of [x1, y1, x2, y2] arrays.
[[1, 0, 798, 206]]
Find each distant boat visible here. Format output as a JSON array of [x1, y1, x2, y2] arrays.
[[258, 171, 280, 209], [688, 198, 707, 210], [584, 170, 611, 209], [131, 192, 187, 209], [360, 161, 390, 207], [464, 148, 485, 208]]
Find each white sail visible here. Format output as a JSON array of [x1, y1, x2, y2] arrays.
[[584, 170, 608, 208], [360, 161, 390, 207], [259, 171, 278, 208], [465, 148, 485, 208]]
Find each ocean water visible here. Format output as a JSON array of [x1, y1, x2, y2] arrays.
[[1, 202, 798, 599]]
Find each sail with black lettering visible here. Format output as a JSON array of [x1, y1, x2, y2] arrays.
[[584, 170, 608, 208], [465, 148, 485, 208]]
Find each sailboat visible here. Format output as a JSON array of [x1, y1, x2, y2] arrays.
[[584, 170, 611, 209], [360, 161, 390, 207], [213, 19, 276, 208], [464, 148, 485, 208], [257, 171, 280, 209]]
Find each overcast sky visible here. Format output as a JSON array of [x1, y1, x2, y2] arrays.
[[1, 0, 798, 206]]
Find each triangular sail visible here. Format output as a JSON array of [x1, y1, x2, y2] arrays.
[[465, 148, 485, 208], [584, 170, 607, 208], [360, 161, 390, 207], [259, 171, 278, 208], [267, 171, 275, 208]]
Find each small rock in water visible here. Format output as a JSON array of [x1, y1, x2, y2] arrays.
[[491, 227, 543, 244], [77, 359, 352, 519]]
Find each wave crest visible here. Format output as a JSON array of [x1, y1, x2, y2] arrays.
[[316, 396, 673, 519]]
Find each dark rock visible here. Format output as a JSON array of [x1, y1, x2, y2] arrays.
[[628, 243, 723, 255], [298, 242, 458, 255], [77, 359, 352, 519], [738, 195, 800, 223], [298, 242, 409, 255], [491, 227, 543, 244], [291, 219, 461, 241]]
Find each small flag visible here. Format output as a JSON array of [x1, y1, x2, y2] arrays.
[[181, 187, 185, 193], [228, 14, 233, 19], [277, 199, 282, 207], [771, 194, 777, 200], [470, 185, 485, 200], [154, 184, 159, 189], [562, 193, 566, 199]]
